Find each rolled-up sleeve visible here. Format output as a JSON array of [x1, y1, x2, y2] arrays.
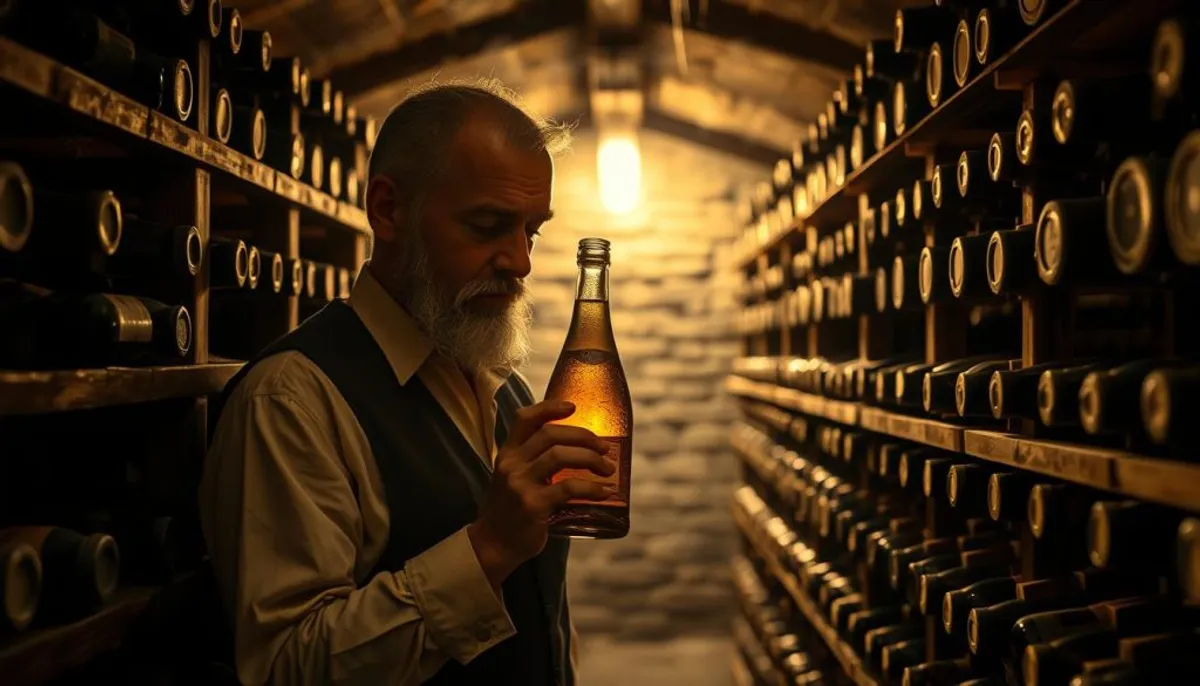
[[199, 364, 515, 686]]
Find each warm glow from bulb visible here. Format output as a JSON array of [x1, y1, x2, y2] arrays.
[[597, 133, 641, 214]]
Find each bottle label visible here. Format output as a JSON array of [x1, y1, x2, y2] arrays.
[[103, 294, 154, 343], [552, 436, 629, 507]]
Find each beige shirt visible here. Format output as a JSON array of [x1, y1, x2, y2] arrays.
[[199, 269, 568, 686]]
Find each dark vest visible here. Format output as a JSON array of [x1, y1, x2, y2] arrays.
[[215, 301, 573, 686]]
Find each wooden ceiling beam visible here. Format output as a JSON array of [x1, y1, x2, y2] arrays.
[[641, 108, 783, 165], [570, 108, 783, 166], [330, 0, 587, 97], [641, 0, 860, 73]]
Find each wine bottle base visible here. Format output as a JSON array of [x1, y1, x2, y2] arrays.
[[549, 505, 630, 540]]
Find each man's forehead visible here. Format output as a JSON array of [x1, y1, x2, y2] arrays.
[[448, 110, 552, 175]]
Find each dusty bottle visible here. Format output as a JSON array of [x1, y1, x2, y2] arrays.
[[544, 237, 633, 539]]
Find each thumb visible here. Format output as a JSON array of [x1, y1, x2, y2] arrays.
[[507, 399, 575, 447]]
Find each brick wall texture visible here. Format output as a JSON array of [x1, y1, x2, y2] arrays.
[[520, 129, 766, 641]]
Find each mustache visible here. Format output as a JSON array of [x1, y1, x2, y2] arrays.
[[454, 277, 528, 307]]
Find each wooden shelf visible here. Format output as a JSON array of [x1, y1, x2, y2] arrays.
[[730, 375, 1200, 514], [737, 0, 1143, 270], [0, 586, 157, 686], [732, 498, 879, 686], [858, 407, 963, 453], [0, 36, 369, 235], [726, 376, 858, 426], [0, 362, 244, 416], [964, 429, 1200, 514]]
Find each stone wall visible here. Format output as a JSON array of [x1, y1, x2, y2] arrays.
[[520, 129, 766, 641]]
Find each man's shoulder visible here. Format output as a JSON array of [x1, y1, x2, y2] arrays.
[[230, 350, 340, 408]]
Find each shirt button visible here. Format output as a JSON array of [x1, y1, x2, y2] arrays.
[[474, 624, 493, 642]]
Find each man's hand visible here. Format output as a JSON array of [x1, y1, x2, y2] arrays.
[[469, 400, 613, 588]]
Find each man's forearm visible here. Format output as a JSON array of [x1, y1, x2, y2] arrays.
[[236, 527, 517, 686]]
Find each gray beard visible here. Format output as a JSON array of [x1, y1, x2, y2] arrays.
[[392, 233, 533, 375]]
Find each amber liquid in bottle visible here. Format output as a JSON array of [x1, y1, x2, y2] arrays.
[[544, 237, 633, 539]]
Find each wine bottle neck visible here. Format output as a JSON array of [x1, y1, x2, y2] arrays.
[[575, 261, 609, 302]]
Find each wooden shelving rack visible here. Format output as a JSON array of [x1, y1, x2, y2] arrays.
[[0, 16, 370, 684], [726, 0, 1200, 684]]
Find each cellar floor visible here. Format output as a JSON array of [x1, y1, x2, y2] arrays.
[[576, 635, 735, 686]]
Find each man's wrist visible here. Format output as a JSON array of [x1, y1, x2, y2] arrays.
[[467, 521, 519, 593]]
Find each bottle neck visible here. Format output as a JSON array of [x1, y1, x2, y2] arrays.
[[576, 260, 609, 302]]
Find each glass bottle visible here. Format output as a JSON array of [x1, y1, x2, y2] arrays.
[[544, 237, 633, 539]]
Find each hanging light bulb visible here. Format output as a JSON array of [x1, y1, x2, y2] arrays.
[[597, 130, 641, 214]]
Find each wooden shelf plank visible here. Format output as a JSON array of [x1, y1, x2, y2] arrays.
[[731, 498, 879, 686], [859, 407, 963, 452], [55, 66, 150, 139], [730, 373, 1200, 513], [963, 430, 1114, 490], [0, 37, 363, 235], [0, 587, 155, 686], [736, 0, 1130, 270], [964, 429, 1200, 513], [725, 375, 858, 426], [0, 362, 244, 416]]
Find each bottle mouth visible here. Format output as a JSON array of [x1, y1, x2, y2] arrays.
[[1051, 82, 1075, 145], [330, 157, 343, 199], [0, 161, 33, 253], [95, 191, 124, 257], [974, 9, 992, 64], [953, 19, 971, 87], [989, 372, 1004, 418], [214, 88, 233, 143], [173, 306, 193, 355], [299, 67, 312, 108], [183, 225, 203, 276], [228, 8, 244, 55], [988, 132, 1005, 182], [310, 145, 325, 189], [926, 43, 944, 107], [252, 108, 268, 160], [577, 236, 611, 264], [247, 246, 262, 288], [1153, 20, 1184, 103], [233, 240, 249, 285], [206, 0, 222, 39], [260, 31, 274, 72], [173, 60, 195, 123], [1016, 111, 1037, 165], [290, 132, 306, 179], [1037, 372, 1056, 425], [85, 534, 122, 605], [2, 542, 41, 631], [1035, 203, 1064, 284]]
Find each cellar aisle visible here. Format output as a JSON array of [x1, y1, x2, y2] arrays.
[[576, 636, 736, 686]]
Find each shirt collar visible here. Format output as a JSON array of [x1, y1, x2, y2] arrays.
[[347, 267, 435, 386]]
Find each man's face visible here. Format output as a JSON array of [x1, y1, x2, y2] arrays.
[[367, 110, 554, 372], [417, 113, 554, 311]]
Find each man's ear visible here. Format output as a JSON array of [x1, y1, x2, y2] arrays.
[[366, 175, 400, 242]]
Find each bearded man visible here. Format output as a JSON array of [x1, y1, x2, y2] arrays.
[[199, 82, 612, 686]]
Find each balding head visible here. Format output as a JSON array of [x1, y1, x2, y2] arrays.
[[368, 78, 572, 226]]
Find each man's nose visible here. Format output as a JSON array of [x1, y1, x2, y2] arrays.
[[492, 229, 532, 279]]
